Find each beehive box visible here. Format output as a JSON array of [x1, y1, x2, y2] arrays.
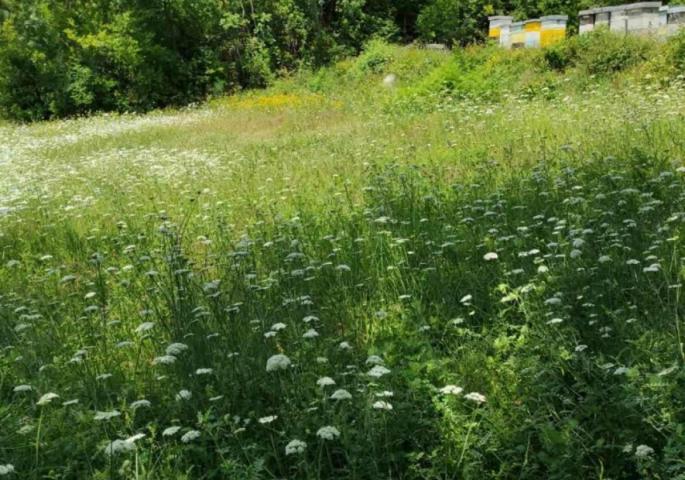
[[488, 16, 513, 42], [540, 15, 568, 47], [510, 21, 525, 48]]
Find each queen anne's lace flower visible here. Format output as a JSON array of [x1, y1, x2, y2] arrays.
[[285, 439, 307, 455], [316, 426, 341, 440], [317, 376, 336, 387], [0, 465, 15, 475], [266, 354, 291, 372], [94, 410, 121, 421], [181, 430, 201, 443], [635, 444, 654, 458], [259, 415, 278, 424], [330, 389, 352, 400], [175, 390, 192, 401], [37, 393, 59, 406], [372, 400, 393, 410], [464, 392, 486, 404], [439, 385, 463, 395], [367, 365, 391, 378], [162, 426, 181, 437]]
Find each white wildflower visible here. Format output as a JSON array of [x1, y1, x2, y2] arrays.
[[153, 355, 177, 365], [181, 430, 201, 443], [37, 392, 59, 406], [135, 322, 155, 334], [372, 401, 393, 410], [365, 355, 384, 366], [330, 389, 352, 400], [317, 376, 336, 387], [285, 439, 307, 455], [162, 426, 181, 437], [130, 399, 151, 409], [0, 464, 14, 475], [464, 392, 487, 404], [94, 410, 120, 421], [483, 252, 498, 261], [302, 328, 319, 339], [0, 465, 14, 475], [175, 390, 192, 401], [266, 354, 291, 372], [439, 385, 463, 396], [316, 426, 341, 440], [635, 444, 654, 458], [258, 415, 278, 424], [367, 365, 391, 378], [13, 385, 32, 393], [104, 439, 135, 456], [195, 368, 213, 375], [165, 343, 189, 355]]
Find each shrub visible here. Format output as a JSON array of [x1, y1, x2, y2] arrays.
[[544, 28, 656, 75]]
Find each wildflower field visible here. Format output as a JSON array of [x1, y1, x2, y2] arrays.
[[1, 36, 685, 479]]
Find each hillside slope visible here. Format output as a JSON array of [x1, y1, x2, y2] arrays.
[[1, 35, 685, 479]]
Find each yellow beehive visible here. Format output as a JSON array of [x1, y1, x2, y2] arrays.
[[524, 20, 541, 48], [488, 16, 513, 41], [540, 15, 568, 47]]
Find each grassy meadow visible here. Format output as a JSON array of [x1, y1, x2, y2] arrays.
[[1, 35, 685, 479]]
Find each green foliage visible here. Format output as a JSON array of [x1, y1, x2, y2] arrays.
[[544, 28, 656, 75], [667, 28, 685, 71], [416, 0, 489, 46], [0, 0, 397, 120]]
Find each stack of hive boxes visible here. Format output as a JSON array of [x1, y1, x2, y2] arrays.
[[579, 2, 685, 36], [488, 15, 568, 48]]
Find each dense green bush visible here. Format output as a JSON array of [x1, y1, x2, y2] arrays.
[[0, 0, 397, 121], [544, 28, 656, 75], [416, 0, 489, 47], [667, 28, 685, 71]]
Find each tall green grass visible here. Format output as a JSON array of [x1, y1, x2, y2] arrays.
[[1, 34, 685, 479]]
